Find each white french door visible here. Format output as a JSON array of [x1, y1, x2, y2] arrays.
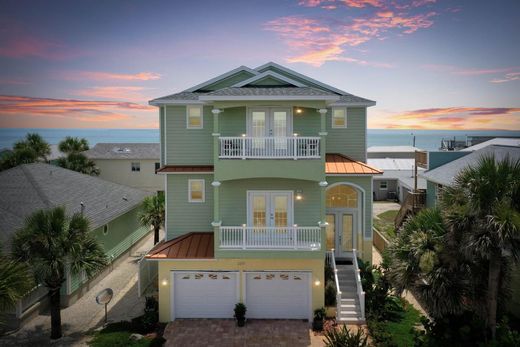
[[247, 108, 292, 137], [326, 211, 357, 259], [247, 191, 293, 227]]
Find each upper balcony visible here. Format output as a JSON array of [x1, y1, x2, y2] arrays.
[[219, 136, 320, 160]]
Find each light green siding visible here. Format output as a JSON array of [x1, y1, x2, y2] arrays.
[[294, 108, 321, 136], [165, 105, 213, 165], [166, 174, 214, 239], [64, 207, 149, 294], [326, 107, 367, 162], [326, 176, 373, 240], [220, 107, 246, 136], [219, 178, 321, 226], [160, 107, 165, 165], [202, 71, 256, 91]]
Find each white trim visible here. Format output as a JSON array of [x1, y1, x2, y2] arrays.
[[319, 181, 328, 187], [326, 173, 382, 176], [211, 181, 221, 187], [331, 106, 347, 129], [329, 101, 376, 107], [199, 95, 339, 101], [186, 105, 203, 129], [254, 62, 349, 95], [163, 106, 167, 165], [184, 65, 259, 92], [158, 171, 214, 175], [212, 133, 221, 136], [232, 71, 306, 88], [188, 179, 205, 203], [246, 190, 294, 227], [211, 221, 222, 227], [149, 99, 208, 106], [319, 132, 328, 136]]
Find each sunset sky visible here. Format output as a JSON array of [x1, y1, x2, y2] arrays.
[[0, 0, 519, 130]]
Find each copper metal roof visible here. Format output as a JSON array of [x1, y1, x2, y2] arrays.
[[145, 232, 214, 259], [156, 165, 214, 173], [326, 153, 383, 175]]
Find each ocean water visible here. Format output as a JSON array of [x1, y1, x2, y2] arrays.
[[0, 128, 519, 152]]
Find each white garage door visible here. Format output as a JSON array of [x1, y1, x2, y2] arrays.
[[245, 272, 310, 319], [172, 271, 238, 319]]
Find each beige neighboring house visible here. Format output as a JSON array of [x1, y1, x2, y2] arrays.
[[84, 143, 163, 193]]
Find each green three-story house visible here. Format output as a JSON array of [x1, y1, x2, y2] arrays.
[[146, 62, 382, 323]]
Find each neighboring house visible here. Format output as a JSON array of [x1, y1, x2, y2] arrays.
[[83, 143, 163, 193], [460, 137, 520, 152], [420, 144, 520, 317], [0, 163, 152, 327], [367, 158, 426, 202], [367, 145, 422, 159], [144, 62, 382, 324]]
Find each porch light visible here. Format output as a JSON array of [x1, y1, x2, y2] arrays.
[[295, 190, 303, 200], [293, 133, 298, 137], [295, 108, 303, 114], [241, 134, 246, 137], [314, 280, 321, 286], [161, 278, 168, 286]]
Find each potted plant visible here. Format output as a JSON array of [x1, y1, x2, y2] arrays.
[[234, 303, 247, 327], [313, 307, 326, 331]]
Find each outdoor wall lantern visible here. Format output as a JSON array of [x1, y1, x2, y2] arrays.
[[295, 190, 303, 200]]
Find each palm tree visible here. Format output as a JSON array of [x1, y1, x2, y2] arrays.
[[441, 154, 520, 339], [0, 247, 34, 316], [14, 133, 51, 161], [387, 208, 473, 318], [56, 153, 100, 176], [12, 207, 107, 339], [138, 194, 165, 245], [58, 136, 89, 155]]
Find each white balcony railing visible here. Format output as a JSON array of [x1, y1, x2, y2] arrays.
[[219, 226, 321, 250], [219, 137, 320, 159]]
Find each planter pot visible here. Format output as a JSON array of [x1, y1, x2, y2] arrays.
[[312, 319, 324, 331], [236, 318, 246, 327], [326, 306, 337, 318]]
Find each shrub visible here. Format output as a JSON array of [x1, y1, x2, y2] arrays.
[[325, 281, 337, 307], [323, 325, 369, 347], [313, 307, 326, 331], [325, 262, 334, 283], [367, 321, 397, 347]]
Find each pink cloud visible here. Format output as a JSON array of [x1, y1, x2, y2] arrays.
[[0, 78, 31, 85], [490, 72, 520, 84], [61, 71, 161, 81], [265, 1, 438, 66], [0, 95, 155, 128], [72, 86, 152, 102]]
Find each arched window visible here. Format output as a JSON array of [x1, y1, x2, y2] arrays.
[[326, 185, 358, 208]]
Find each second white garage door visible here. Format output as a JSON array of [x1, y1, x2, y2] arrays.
[[245, 272, 310, 319], [172, 271, 238, 319]]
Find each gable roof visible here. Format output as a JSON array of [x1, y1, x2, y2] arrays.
[[232, 71, 306, 88], [199, 87, 340, 101], [0, 163, 152, 252], [150, 62, 375, 106], [84, 143, 160, 160], [421, 145, 520, 186]]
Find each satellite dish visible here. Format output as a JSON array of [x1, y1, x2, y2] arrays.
[[96, 288, 113, 324], [96, 288, 113, 305]]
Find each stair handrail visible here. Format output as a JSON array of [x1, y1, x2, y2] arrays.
[[352, 249, 365, 320], [327, 249, 342, 321]]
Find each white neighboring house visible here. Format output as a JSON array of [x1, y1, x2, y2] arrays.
[[83, 143, 163, 193]]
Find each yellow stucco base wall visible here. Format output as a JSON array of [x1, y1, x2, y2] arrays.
[[157, 258, 325, 322]]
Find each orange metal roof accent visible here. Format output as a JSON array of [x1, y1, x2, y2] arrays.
[[326, 153, 383, 175], [145, 232, 214, 259], [157, 165, 214, 173]]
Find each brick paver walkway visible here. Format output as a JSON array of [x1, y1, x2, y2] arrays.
[[164, 319, 326, 347]]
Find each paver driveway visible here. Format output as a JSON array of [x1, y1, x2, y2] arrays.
[[164, 319, 325, 347]]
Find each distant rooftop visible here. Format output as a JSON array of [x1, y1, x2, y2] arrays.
[[368, 146, 422, 153], [461, 137, 520, 152], [83, 143, 160, 160], [367, 158, 419, 171], [0, 163, 152, 252], [421, 145, 520, 186]]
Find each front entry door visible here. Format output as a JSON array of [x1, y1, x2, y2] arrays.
[[326, 212, 356, 259]]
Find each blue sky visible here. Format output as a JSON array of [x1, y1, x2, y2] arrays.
[[0, 0, 519, 129]]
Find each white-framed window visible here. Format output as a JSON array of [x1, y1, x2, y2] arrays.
[[435, 184, 443, 203], [188, 179, 205, 203], [380, 181, 388, 190], [331, 107, 347, 128], [131, 162, 140, 172], [103, 225, 108, 235], [186, 105, 203, 129]]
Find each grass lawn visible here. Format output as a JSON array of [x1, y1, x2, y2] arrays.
[[89, 331, 153, 347], [373, 210, 399, 239], [384, 301, 422, 347]]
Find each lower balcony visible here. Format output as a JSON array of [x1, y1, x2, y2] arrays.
[[219, 226, 321, 250]]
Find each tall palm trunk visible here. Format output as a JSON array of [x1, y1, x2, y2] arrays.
[[487, 257, 501, 340], [49, 287, 62, 339], [154, 226, 160, 244]]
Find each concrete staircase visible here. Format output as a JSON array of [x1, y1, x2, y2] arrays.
[[336, 263, 364, 324]]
